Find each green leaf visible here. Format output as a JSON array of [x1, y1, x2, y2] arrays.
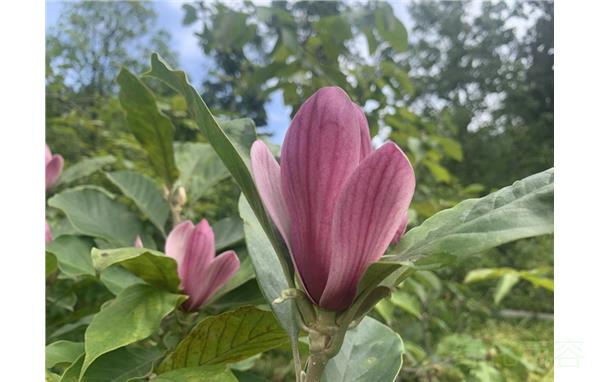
[[174, 142, 229, 202], [154, 365, 238, 382], [99, 266, 145, 295], [208, 280, 265, 312], [233, 370, 270, 382], [432, 136, 463, 161], [494, 273, 521, 304], [374, 299, 395, 325], [464, 268, 512, 283], [390, 291, 422, 319], [145, 54, 289, 274], [323, 317, 404, 382], [83, 347, 162, 382], [46, 235, 95, 278], [520, 274, 554, 291], [106, 171, 170, 234], [374, 3, 408, 52], [158, 305, 288, 372], [81, 284, 183, 378], [391, 169, 554, 264], [46, 252, 58, 278], [91, 247, 180, 293], [238, 196, 298, 339], [57, 156, 116, 186], [58, 347, 162, 382], [436, 334, 486, 360], [48, 188, 143, 247], [117, 67, 179, 187], [59, 355, 83, 382], [423, 160, 451, 183], [46, 340, 84, 369], [214, 216, 245, 251]]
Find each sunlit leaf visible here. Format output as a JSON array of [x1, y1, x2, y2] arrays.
[[80, 284, 184, 378], [45, 340, 84, 369], [392, 169, 554, 264], [48, 188, 144, 247], [91, 247, 180, 293], [117, 67, 179, 187]]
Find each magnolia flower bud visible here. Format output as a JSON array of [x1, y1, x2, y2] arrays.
[[45, 144, 64, 190], [166, 220, 240, 311], [250, 86, 415, 311], [175, 186, 187, 206]]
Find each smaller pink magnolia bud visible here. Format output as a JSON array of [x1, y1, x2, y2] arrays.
[[166, 220, 240, 311], [46, 144, 64, 190], [45, 221, 53, 244], [134, 235, 144, 248], [175, 186, 187, 206]]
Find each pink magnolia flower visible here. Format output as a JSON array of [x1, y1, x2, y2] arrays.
[[166, 220, 240, 311], [46, 144, 64, 190], [45, 221, 53, 244], [134, 235, 144, 248], [251, 86, 415, 311]]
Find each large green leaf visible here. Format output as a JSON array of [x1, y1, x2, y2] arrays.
[[46, 340, 84, 369], [154, 365, 238, 382], [91, 247, 180, 293], [323, 317, 404, 382], [59, 347, 162, 382], [238, 196, 298, 339], [82, 347, 162, 382], [57, 156, 116, 186], [391, 168, 554, 263], [106, 170, 170, 234], [144, 54, 290, 273], [158, 306, 288, 372], [48, 188, 143, 247], [81, 284, 183, 378], [99, 265, 145, 296], [46, 235, 95, 278], [174, 142, 229, 202], [117, 67, 179, 187], [213, 216, 245, 251]]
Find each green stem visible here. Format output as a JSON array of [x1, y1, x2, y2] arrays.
[[304, 353, 328, 382]]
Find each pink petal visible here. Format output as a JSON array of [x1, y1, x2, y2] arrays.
[[320, 142, 416, 310], [180, 219, 215, 295], [390, 210, 409, 244], [280, 86, 365, 302], [45, 154, 64, 190], [134, 235, 144, 248], [45, 221, 53, 244], [353, 103, 374, 160], [250, 140, 291, 245], [165, 220, 195, 267], [184, 250, 240, 311]]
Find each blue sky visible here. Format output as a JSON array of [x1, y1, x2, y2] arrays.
[[46, 1, 412, 143]]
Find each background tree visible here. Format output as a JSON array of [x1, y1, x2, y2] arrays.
[[46, 1, 178, 162], [407, 0, 553, 189]]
